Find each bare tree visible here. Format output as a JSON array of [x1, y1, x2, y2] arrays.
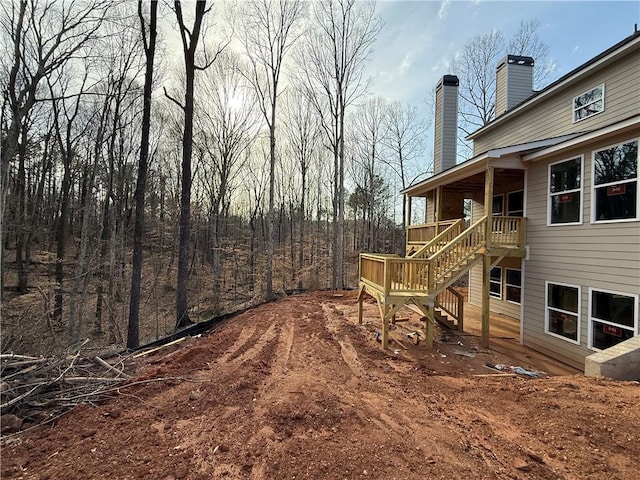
[[127, 0, 158, 348], [348, 97, 387, 251], [237, 0, 303, 300], [282, 89, 320, 289], [194, 50, 259, 290], [453, 19, 554, 139], [295, 0, 381, 289], [166, 0, 225, 329], [509, 18, 554, 88], [452, 30, 504, 138], [382, 100, 428, 252], [0, 0, 108, 298]]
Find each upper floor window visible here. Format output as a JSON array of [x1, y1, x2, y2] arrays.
[[507, 190, 524, 217], [573, 84, 604, 123], [592, 139, 638, 223], [492, 194, 504, 216], [548, 157, 582, 225]]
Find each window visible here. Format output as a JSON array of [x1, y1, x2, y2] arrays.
[[589, 289, 638, 350], [507, 190, 524, 217], [546, 282, 580, 344], [573, 84, 604, 122], [489, 267, 502, 299], [492, 194, 504, 216], [548, 157, 582, 225], [592, 139, 638, 223], [505, 269, 522, 304]]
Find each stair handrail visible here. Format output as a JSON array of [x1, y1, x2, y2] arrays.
[[409, 218, 465, 259], [427, 215, 488, 290]]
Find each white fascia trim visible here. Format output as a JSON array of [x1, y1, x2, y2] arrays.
[[522, 115, 640, 162]]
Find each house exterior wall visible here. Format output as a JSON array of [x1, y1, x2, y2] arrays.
[[521, 131, 640, 369], [473, 45, 640, 155]]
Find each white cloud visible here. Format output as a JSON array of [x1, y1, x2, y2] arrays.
[[572, 45, 579, 55], [438, 0, 451, 20]]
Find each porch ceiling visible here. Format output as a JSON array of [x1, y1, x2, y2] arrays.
[[422, 168, 525, 195]]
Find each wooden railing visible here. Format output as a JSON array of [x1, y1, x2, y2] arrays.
[[361, 215, 526, 298], [436, 286, 464, 330], [359, 253, 430, 295], [428, 216, 488, 291], [490, 216, 526, 248], [406, 219, 459, 245], [410, 219, 465, 259]]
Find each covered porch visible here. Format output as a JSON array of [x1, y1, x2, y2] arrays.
[[358, 157, 527, 352]]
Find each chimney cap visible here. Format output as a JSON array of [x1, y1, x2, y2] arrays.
[[498, 54, 535, 68], [439, 74, 459, 87]]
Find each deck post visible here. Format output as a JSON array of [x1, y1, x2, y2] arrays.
[[481, 254, 490, 347], [425, 303, 434, 350], [357, 285, 365, 325], [382, 303, 389, 349]]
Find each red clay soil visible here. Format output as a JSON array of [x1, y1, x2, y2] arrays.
[[2, 290, 639, 480]]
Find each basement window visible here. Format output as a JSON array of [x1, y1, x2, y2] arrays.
[[489, 267, 502, 299], [505, 268, 522, 304], [592, 139, 638, 223], [573, 84, 604, 122], [588, 288, 638, 351], [548, 157, 582, 225], [546, 282, 580, 344]]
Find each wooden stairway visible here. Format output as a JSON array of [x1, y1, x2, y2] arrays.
[[358, 216, 489, 349]]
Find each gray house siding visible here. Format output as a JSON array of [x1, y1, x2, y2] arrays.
[[473, 47, 640, 155], [521, 132, 640, 369]]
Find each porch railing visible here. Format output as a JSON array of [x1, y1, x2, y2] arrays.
[[406, 219, 459, 246], [360, 215, 526, 298], [490, 216, 526, 248], [435, 286, 464, 331], [410, 219, 465, 259], [359, 253, 430, 295], [428, 216, 487, 291]]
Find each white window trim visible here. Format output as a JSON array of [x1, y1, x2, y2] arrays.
[[545, 280, 581, 345], [572, 83, 605, 123], [547, 156, 584, 226], [505, 268, 522, 305], [590, 138, 639, 224], [587, 287, 639, 351], [489, 267, 502, 300], [507, 190, 524, 217]]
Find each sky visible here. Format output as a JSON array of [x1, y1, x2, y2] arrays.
[[367, 0, 640, 106]]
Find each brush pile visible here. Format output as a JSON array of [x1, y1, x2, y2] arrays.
[[0, 341, 131, 435]]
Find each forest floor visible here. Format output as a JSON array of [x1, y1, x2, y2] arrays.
[[2, 289, 639, 480]]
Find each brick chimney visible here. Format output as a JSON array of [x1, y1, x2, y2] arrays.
[[495, 55, 534, 116], [433, 75, 459, 175]]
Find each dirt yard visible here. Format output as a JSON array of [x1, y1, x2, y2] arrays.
[[2, 290, 639, 479]]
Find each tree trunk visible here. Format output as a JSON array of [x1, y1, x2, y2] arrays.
[[128, 0, 157, 348]]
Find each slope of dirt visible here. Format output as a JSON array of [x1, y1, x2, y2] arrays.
[[2, 290, 639, 480]]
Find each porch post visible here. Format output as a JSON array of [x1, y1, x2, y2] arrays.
[[481, 254, 490, 347], [481, 166, 494, 347], [405, 195, 412, 255], [435, 185, 442, 224]]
